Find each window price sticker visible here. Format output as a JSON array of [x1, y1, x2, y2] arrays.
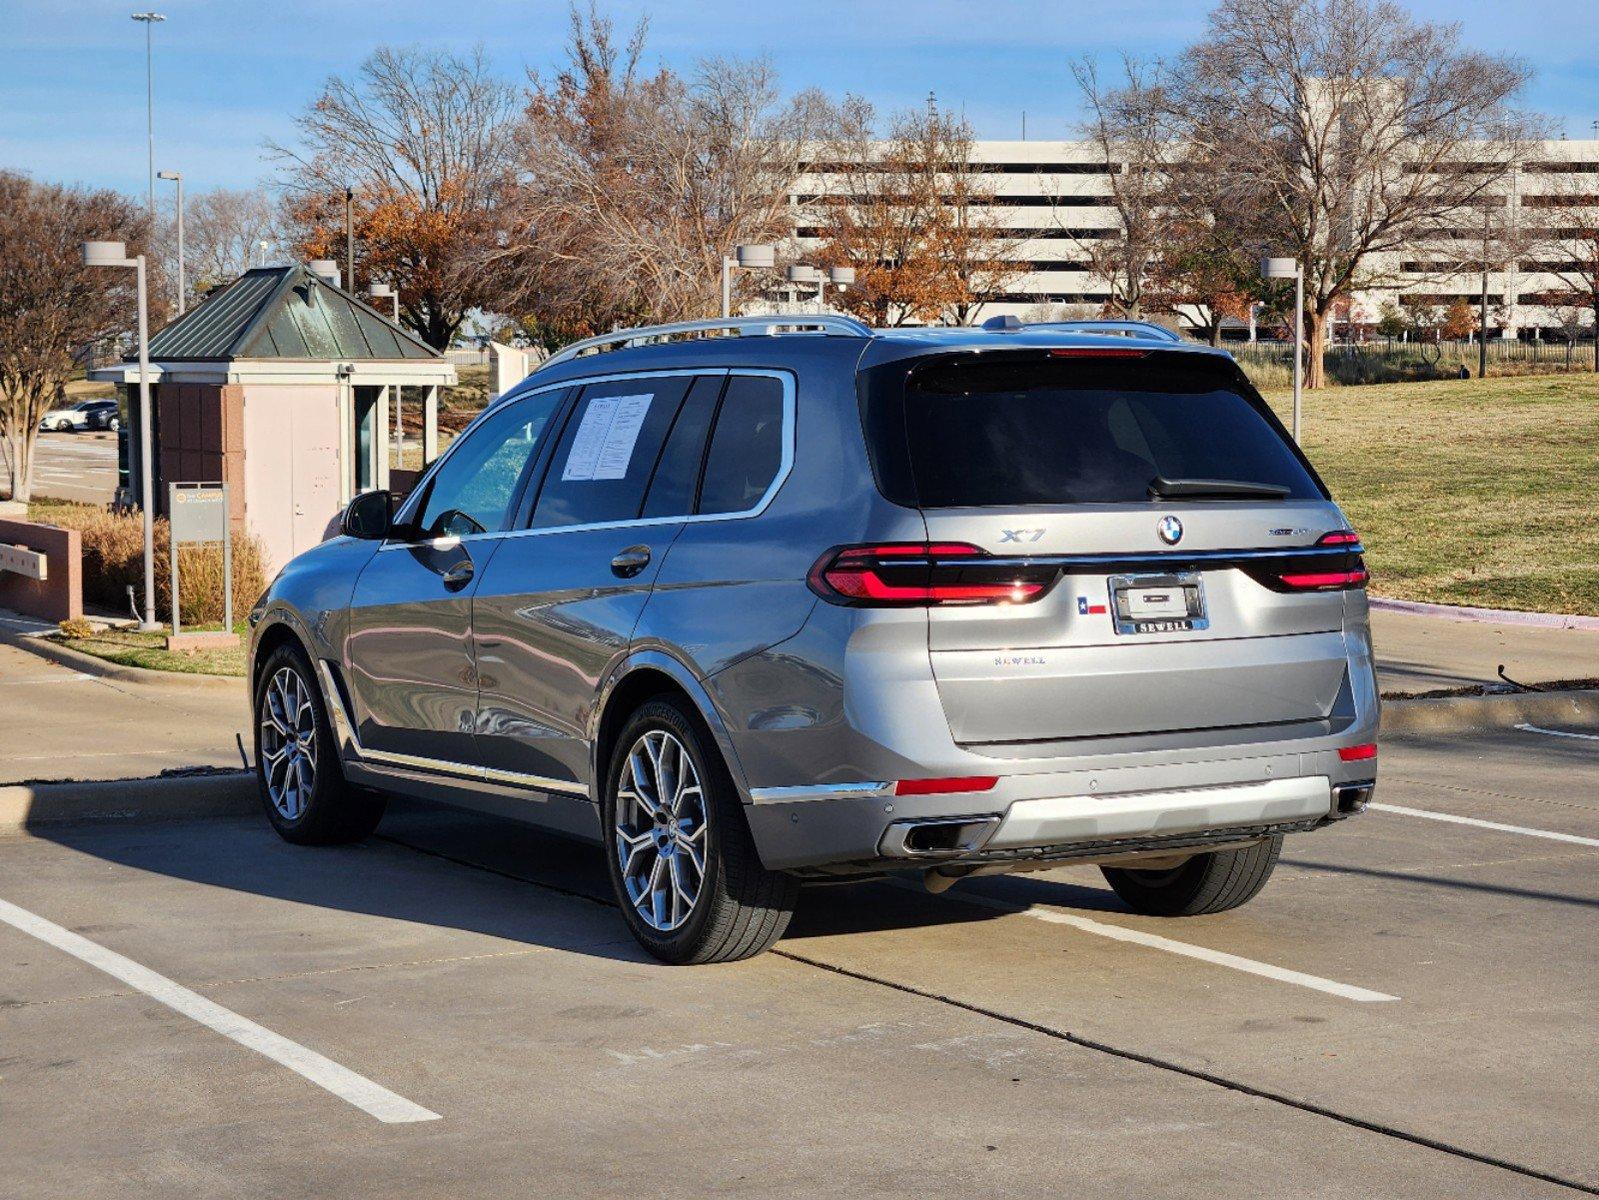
[[562, 394, 653, 481]]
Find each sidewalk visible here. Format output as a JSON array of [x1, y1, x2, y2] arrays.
[[0, 638, 248, 785], [1371, 608, 1599, 696]]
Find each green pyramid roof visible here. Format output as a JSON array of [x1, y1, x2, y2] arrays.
[[142, 265, 440, 363]]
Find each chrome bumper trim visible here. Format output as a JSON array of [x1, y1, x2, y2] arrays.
[[747, 781, 895, 804]]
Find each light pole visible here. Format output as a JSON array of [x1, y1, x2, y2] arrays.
[[131, 13, 165, 230], [344, 187, 356, 293], [1262, 256, 1305, 443], [721, 244, 776, 318], [785, 264, 820, 313], [157, 169, 183, 313], [368, 281, 400, 323], [83, 241, 159, 631], [818, 265, 854, 313]]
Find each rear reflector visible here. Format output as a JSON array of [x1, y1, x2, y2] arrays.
[[1338, 743, 1378, 762], [894, 776, 1000, 796], [808, 543, 1058, 607]]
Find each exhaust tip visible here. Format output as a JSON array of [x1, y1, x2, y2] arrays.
[[1334, 782, 1375, 816], [879, 815, 1001, 859]]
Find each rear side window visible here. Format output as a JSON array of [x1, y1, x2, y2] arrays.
[[869, 353, 1322, 507], [641, 374, 725, 519], [531, 377, 691, 529], [698, 375, 785, 515]]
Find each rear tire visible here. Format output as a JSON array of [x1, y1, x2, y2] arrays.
[[1101, 836, 1281, 916], [253, 642, 385, 845], [603, 695, 798, 964]]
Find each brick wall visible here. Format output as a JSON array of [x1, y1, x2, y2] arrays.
[[0, 518, 82, 623]]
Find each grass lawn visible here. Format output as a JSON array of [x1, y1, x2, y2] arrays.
[[1261, 374, 1599, 615], [56, 625, 247, 677]]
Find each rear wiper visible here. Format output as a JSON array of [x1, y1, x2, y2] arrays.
[[1147, 476, 1291, 500]]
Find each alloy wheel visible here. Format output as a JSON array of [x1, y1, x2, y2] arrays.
[[260, 666, 317, 820], [614, 730, 709, 932]]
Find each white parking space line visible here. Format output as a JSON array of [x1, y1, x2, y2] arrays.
[[0, 896, 441, 1124], [930, 887, 1399, 1003], [1369, 802, 1599, 849], [1515, 722, 1599, 743]]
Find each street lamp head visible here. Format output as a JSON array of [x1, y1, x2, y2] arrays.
[[156, 169, 181, 181], [131, 11, 165, 21], [786, 264, 820, 283], [735, 244, 776, 269], [828, 266, 856, 286], [82, 241, 131, 267], [368, 283, 394, 298], [1261, 256, 1300, 281], [308, 259, 341, 287]]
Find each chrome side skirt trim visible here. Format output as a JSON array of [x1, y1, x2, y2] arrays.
[[747, 781, 894, 804], [315, 660, 589, 798]]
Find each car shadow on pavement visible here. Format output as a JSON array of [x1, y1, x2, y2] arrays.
[[25, 799, 1038, 963]]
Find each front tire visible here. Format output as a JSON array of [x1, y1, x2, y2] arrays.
[[1101, 836, 1282, 916], [253, 642, 384, 845], [603, 696, 798, 964]]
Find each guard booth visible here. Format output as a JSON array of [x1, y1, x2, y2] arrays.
[[92, 263, 456, 572]]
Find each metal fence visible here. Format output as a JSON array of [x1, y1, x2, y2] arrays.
[[1229, 337, 1597, 382]]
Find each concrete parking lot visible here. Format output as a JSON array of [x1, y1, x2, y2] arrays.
[[29, 428, 118, 505], [3, 723, 1596, 1197]]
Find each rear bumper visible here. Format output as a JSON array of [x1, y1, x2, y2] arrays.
[[745, 752, 1374, 872]]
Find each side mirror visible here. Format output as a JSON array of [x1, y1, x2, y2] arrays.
[[341, 489, 393, 540]]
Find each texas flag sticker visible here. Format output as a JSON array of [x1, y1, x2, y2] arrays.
[[1077, 595, 1108, 615]]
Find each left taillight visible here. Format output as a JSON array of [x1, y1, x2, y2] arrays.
[[807, 543, 1058, 607]]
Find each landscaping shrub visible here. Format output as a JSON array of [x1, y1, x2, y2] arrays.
[[57, 617, 95, 639], [30, 502, 266, 626]]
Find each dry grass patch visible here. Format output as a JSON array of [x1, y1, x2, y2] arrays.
[[1261, 375, 1599, 614]]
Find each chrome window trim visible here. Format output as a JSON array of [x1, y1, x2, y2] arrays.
[[381, 367, 793, 551]]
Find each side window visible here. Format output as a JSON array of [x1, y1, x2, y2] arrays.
[[413, 389, 564, 539], [640, 374, 725, 519], [531, 377, 691, 529], [697, 375, 786, 516]]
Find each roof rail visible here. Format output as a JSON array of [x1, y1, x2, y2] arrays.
[[1027, 319, 1185, 344], [536, 314, 874, 373]]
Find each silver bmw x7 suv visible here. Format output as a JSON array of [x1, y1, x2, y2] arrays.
[[248, 315, 1378, 963]]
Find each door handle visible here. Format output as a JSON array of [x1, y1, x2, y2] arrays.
[[610, 545, 652, 579], [441, 560, 475, 591]]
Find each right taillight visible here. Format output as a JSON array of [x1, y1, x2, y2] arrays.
[[1269, 529, 1368, 592], [807, 543, 1059, 607]]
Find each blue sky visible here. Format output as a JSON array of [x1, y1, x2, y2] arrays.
[[5, 0, 1598, 195]]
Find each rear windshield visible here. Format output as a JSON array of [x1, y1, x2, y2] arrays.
[[862, 352, 1323, 508]]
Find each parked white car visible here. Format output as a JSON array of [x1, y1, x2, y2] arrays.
[[39, 399, 118, 432]]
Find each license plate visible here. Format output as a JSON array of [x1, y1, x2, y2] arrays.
[[1109, 572, 1208, 635]]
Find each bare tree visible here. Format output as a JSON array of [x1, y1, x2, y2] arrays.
[[271, 45, 521, 348], [181, 187, 282, 294], [807, 102, 1024, 326], [1169, 0, 1541, 386], [481, 5, 829, 345], [1069, 57, 1175, 319], [0, 172, 144, 502]]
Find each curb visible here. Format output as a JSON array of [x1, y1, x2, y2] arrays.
[[1381, 686, 1599, 737], [0, 625, 244, 691], [0, 770, 257, 833], [1371, 597, 1599, 632]]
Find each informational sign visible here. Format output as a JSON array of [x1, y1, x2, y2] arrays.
[[167, 483, 232, 638], [170, 485, 228, 544], [561, 394, 653, 482]]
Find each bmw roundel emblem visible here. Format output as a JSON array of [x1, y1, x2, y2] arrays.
[[1158, 515, 1184, 545]]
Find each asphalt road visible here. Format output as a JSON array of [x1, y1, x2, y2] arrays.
[[3, 724, 1596, 1198], [29, 428, 117, 505]]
